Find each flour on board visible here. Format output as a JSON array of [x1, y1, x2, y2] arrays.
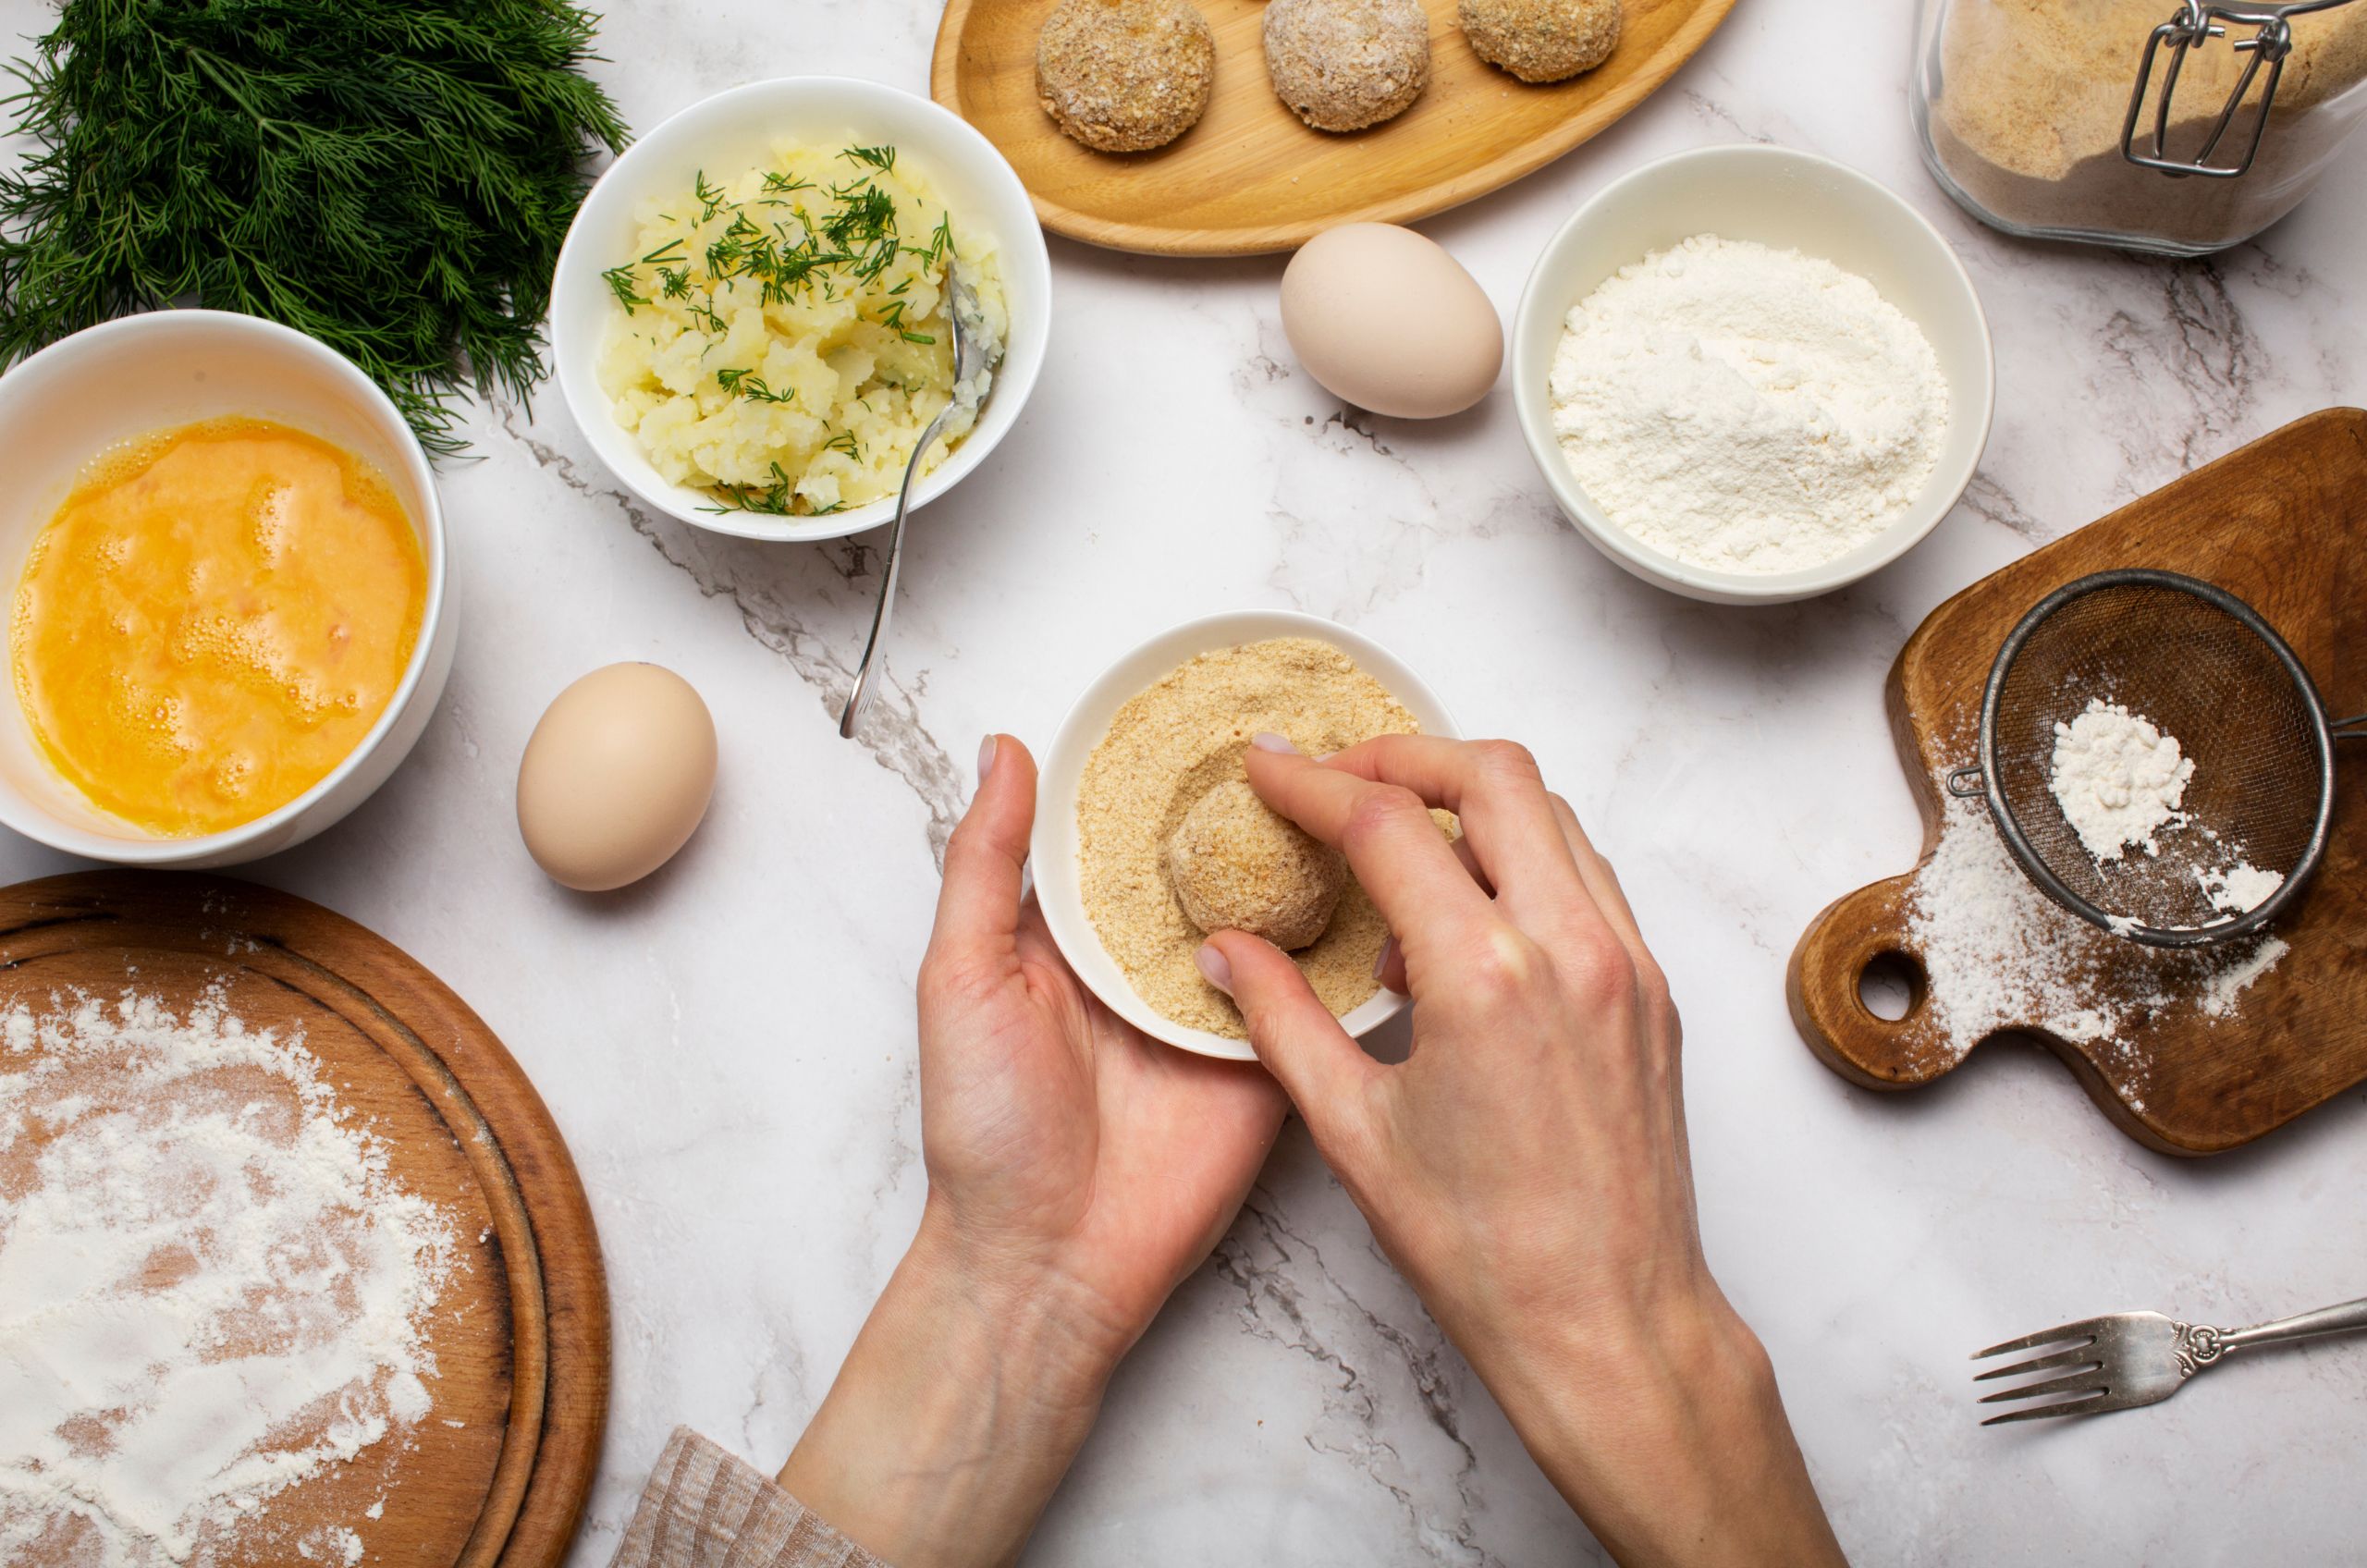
[[1904, 798, 2289, 1080], [0, 989, 457, 1565]]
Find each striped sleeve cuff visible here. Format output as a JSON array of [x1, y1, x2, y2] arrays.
[[611, 1427, 892, 1568]]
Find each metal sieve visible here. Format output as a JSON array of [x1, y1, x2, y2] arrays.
[[1946, 569, 2364, 949]]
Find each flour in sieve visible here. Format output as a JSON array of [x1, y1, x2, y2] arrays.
[[0, 988, 457, 1565], [2048, 698, 2192, 861], [1548, 234, 1948, 575], [2200, 859, 2285, 916], [2046, 698, 2289, 916]]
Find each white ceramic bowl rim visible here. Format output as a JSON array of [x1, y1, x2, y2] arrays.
[[1513, 141, 1996, 603], [1031, 608, 1461, 1061], [549, 75, 1053, 544], [0, 309, 448, 864]]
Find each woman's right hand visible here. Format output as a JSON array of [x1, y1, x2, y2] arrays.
[[1197, 734, 1845, 1568]]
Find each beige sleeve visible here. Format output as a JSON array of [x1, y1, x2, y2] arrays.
[[609, 1427, 892, 1568]]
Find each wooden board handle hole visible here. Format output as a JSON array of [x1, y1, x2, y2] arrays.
[[1857, 949, 1929, 1025]]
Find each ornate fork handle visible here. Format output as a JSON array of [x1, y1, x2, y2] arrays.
[[2177, 1295, 2367, 1375]]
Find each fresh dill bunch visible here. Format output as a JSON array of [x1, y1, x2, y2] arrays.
[[0, 0, 630, 457]]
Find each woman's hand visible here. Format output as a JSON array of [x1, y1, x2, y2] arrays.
[[1199, 734, 1843, 1568], [779, 735, 1287, 1568]]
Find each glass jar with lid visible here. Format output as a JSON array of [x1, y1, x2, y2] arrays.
[[1912, 0, 2367, 255]]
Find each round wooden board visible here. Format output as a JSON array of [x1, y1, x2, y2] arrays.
[[0, 872, 607, 1564], [932, 0, 1739, 256]]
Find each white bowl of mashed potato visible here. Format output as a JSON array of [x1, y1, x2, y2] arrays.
[[553, 77, 1052, 542], [0, 311, 453, 867]]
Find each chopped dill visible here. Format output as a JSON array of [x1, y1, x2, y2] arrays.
[[715, 368, 796, 404], [697, 461, 797, 517], [844, 144, 897, 173], [602, 264, 645, 313], [694, 170, 729, 223]]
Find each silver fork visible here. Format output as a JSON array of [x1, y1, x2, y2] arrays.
[[839, 263, 995, 740], [1973, 1296, 2367, 1424]]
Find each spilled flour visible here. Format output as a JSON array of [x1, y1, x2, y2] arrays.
[[1905, 798, 2289, 1095], [0, 990, 456, 1565]]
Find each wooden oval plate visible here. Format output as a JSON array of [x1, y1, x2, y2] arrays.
[[0, 872, 607, 1564], [932, 0, 1738, 256]]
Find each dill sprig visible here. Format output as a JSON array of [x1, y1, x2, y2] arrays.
[[715, 367, 795, 404], [698, 460, 797, 517], [0, 0, 629, 458]]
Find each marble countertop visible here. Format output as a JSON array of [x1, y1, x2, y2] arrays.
[[5, 0, 2365, 1561]]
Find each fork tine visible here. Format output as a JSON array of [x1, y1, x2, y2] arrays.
[[1981, 1390, 2110, 1426], [1978, 1369, 2107, 1405], [1972, 1319, 2102, 1360], [1973, 1345, 2103, 1383]]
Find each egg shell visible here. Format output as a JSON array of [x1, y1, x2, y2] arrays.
[[1279, 223, 1503, 419], [517, 662, 717, 892]]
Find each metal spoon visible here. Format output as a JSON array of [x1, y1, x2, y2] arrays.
[[840, 263, 992, 740]]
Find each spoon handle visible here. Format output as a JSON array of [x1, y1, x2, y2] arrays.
[[840, 402, 955, 739]]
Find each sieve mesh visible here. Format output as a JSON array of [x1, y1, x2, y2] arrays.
[[1981, 571, 2333, 945]]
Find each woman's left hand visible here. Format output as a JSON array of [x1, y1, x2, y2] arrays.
[[778, 734, 1286, 1568]]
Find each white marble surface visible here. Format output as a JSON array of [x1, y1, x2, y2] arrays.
[[6, 0, 2367, 1562]]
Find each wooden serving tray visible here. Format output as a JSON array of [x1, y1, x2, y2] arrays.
[[1787, 409, 2367, 1156], [0, 873, 607, 1563], [932, 0, 1737, 256]]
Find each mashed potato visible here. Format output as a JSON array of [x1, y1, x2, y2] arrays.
[[598, 140, 1009, 519]]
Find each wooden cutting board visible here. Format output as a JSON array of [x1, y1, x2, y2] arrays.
[[932, 0, 1738, 255], [1787, 408, 2367, 1156], [0, 872, 607, 1563]]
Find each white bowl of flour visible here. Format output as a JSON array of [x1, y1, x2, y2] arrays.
[[1513, 143, 1993, 606]]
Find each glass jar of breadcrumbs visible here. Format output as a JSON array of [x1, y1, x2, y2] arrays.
[[1912, 0, 2367, 255]]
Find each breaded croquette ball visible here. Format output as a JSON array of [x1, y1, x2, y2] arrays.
[[1263, 0, 1432, 133], [1457, 0, 1621, 83], [1037, 0, 1218, 153], [1167, 780, 1347, 950]]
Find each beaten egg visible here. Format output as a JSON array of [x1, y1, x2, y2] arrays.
[[517, 663, 717, 892], [10, 418, 427, 838], [1279, 223, 1503, 419]]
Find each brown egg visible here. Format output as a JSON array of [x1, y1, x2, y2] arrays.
[[517, 663, 717, 891], [1279, 223, 1503, 418]]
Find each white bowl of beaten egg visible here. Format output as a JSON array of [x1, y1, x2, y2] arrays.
[[552, 77, 1052, 543], [0, 311, 452, 867], [1512, 143, 1994, 606], [1034, 610, 1459, 1062]]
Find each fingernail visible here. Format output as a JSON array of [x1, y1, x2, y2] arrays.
[[1371, 935, 1397, 982], [1251, 732, 1298, 754], [1196, 943, 1234, 997], [977, 733, 999, 783]]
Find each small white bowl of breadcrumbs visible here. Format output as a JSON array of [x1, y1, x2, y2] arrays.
[[1034, 609, 1459, 1061]]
